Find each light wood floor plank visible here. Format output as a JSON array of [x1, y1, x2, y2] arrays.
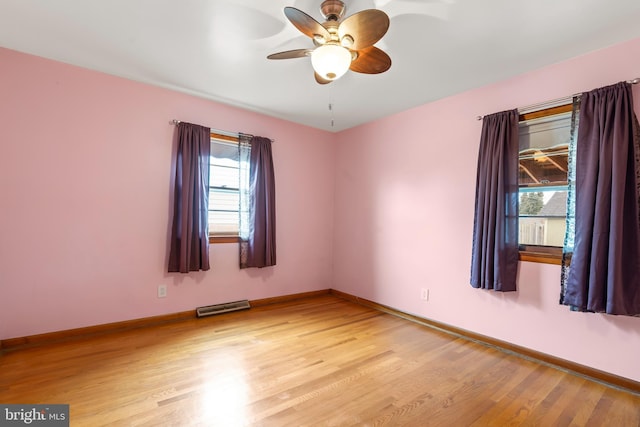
[[1, 295, 639, 426]]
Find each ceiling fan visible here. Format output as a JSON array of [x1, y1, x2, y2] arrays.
[[267, 0, 391, 84]]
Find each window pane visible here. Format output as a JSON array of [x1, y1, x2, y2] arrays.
[[209, 188, 239, 212], [519, 112, 571, 151], [209, 138, 240, 236], [211, 165, 239, 189], [519, 113, 571, 188], [211, 140, 239, 162], [519, 145, 568, 187], [519, 189, 567, 247], [208, 210, 239, 234], [518, 111, 571, 248], [209, 189, 239, 235]]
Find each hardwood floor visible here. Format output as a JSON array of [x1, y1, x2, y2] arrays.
[[1, 295, 639, 426]]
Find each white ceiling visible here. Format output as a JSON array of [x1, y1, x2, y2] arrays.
[[2, 0, 640, 132]]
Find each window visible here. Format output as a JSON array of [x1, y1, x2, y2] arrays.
[[209, 133, 240, 243], [518, 104, 572, 264]]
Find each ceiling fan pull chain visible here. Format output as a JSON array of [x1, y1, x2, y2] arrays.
[[329, 103, 334, 128]]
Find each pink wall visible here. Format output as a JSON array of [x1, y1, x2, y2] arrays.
[[333, 37, 640, 382], [0, 48, 335, 340]]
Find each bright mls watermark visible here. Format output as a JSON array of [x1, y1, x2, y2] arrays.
[[0, 405, 69, 426]]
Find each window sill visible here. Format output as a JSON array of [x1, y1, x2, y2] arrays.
[[209, 235, 239, 244], [519, 249, 562, 265]]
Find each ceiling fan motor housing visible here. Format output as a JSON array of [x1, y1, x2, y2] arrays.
[[320, 0, 345, 21]]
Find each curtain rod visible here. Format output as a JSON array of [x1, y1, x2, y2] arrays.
[[171, 120, 274, 142], [476, 77, 640, 121]]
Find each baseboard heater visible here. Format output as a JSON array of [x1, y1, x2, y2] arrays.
[[196, 300, 251, 318]]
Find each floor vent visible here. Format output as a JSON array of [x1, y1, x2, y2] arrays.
[[196, 300, 251, 318]]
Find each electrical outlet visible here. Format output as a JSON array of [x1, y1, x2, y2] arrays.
[[158, 284, 167, 298], [420, 288, 429, 301]]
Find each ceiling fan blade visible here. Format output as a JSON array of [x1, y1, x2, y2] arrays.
[[350, 46, 391, 74], [267, 48, 314, 60], [338, 9, 390, 50], [314, 72, 332, 85], [284, 7, 331, 41]]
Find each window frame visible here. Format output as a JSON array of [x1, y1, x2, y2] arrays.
[[517, 103, 572, 264], [209, 132, 241, 244]]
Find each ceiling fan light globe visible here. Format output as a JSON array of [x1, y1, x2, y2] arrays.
[[311, 44, 352, 81]]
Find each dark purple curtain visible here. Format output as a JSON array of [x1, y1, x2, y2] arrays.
[[561, 82, 640, 315], [168, 122, 211, 273], [470, 110, 519, 291], [240, 136, 276, 268]]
